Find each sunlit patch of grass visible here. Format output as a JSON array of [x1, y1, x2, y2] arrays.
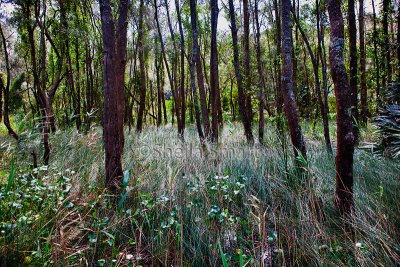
[[0, 122, 399, 266]]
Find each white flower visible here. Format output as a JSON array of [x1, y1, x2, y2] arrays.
[[126, 254, 134, 260]]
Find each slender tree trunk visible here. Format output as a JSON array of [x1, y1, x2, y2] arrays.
[[189, 0, 211, 139], [228, 0, 254, 143], [254, 0, 265, 145], [136, 0, 147, 133], [164, 0, 183, 136], [292, 6, 332, 154], [189, 58, 205, 142], [359, 0, 367, 125], [382, 0, 391, 85], [398, 3, 400, 81], [175, 0, 186, 135], [243, 0, 253, 134], [155, 0, 174, 127], [75, 36, 82, 131], [274, 0, 284, 130], [0, 24, 19, 140], [282, 0, 306, 159], [99, 0, 129, 193], [327, 0, 355, 215], [348, 0, 359, 141], [210, 0, 220, 143], [156, 37, 162, 127], [372, 0, 381, 108]]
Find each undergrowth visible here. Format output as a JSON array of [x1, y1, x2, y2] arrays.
[[0, 122, 399, 266]]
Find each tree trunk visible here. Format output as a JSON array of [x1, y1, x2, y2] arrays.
[[382, 0, 391, 85], [327, 0, 355, 216], [136, 0, 147, 133], [254, 0, 265, 145], [156, 37, 162, 127], [189, 0, 211, 139], [0, 24, 19, 140], [175, 0, 186, 135], [99, 0, 129, 193], [210, 0, 220, 143], [398, 2, 400, 81], [372, 0, 381, 108], [228, 0, 254, 143], [274, 0, 284, 131], [75, 35, 82, 131], [359, 0, 367, 125], [155, 0, 174, 127], [292, 5, 332, 154], [164, 0, 183, 136], [243, 0, 253, 133], [282, 0, 306, 159], [348, 0, 359, 140]]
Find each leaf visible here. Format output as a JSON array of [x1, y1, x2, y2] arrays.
[[6, 159, 16, 193], [218, 241, 229, 267]]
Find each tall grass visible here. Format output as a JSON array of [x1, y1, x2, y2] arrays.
[[0, 122, 399, 266]]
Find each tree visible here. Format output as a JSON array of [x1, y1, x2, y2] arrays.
[[281, 0, 306, 159], [242, 0, 253, 140], [175, 0, 186, 136], [327, 0, 355, 215], [398, 1, 400, 81], [99, 0, 129, 193], [348, 0, 359, 139], [210, 0, 220, 143], [136, 0, 147, 133], [0, 24, 19, 140], [228, 0, 254, 143], [382, 0, 391, 85], [359, 0, 367, 125], [254, 0, 266, 144], [372, 0, 381, 108], [189, 0, 211, 140], [292, 6, 332, 154]]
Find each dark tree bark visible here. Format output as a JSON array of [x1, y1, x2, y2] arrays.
[[99, 0, 129, 193], [359, 0, 367, 125], [0, 24, 19, 140], [136, 0, 147, 133], [175, 0, 186, 135], [75, 36, 82, 131], [189, 0, 211, 139], [348, 0, 359, 140], [210, 0, 220, 143], [327, 0, 355, 216], [281, 0, 306, 159], [397, 3, 400, 81], [243, 0, 253, 133], [382, 0, 391, 85], [254, 0, 265, 144], [155, 36, 163, 127], [164, 0, 183, 136], [189, 56, 205, 143], [228, 0, 254, 143], [155, 0, 175, 128], [273, 0, 284, 131], [292, 5, 332, 154], [372, 0, 381, 108]]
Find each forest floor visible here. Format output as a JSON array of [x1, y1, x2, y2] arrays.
[[0, 121, 399, 266]]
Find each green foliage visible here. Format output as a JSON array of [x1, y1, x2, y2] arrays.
[[10, 73, 25, 112], [0, 165, 72, 265], [372, 83, 400, 158]]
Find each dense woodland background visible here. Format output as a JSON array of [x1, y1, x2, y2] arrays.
[[0, 0, 399, 265]]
